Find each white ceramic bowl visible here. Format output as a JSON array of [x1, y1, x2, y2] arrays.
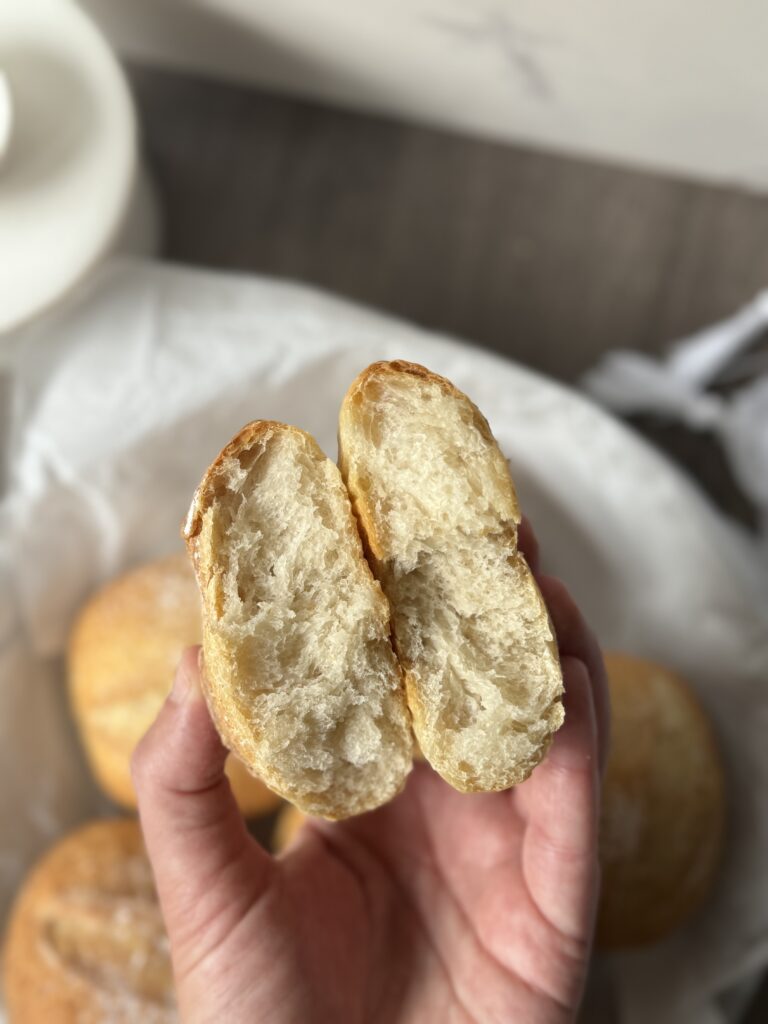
[[0, 0, 136, 334]]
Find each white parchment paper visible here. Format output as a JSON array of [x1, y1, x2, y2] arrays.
[[1, 259, 767, 1023]]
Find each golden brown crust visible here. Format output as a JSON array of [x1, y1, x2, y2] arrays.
[[184, 420, 292, 547], [67, 553, 280, 817], [597, 653, 726, 948], [3, 819, 176, 1023]]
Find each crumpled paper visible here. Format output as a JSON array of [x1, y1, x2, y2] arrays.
[[582, 291, 768, 556], [1, 259, 767, 1024]]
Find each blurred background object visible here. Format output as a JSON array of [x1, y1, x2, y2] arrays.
[[273, 802, 307, 855], [584, 295, 768, 556], [80, 0, 768, 191], [2, 819, 175, 1022], [597, 654, 726, 950], [0, 0, 157, 334], [0, 73, 12, 168], [67, 552, 281, 817]]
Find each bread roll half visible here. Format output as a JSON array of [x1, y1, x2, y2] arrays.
[[339, 361, 563, 791], [184, 421, 413, 819]]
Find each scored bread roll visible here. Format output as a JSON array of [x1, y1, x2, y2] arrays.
[[338, 360, 563, 792], [68, 553, 280, 818], [597, 653, 726, 948], [3, 819, 175, 1023], [183, 421, 414, 820]]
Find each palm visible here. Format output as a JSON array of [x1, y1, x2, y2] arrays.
[[177, 754, 595, 1024]]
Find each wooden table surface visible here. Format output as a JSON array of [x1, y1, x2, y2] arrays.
[[129, 63, 767, 1021]]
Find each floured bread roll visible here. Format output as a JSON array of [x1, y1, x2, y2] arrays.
[[338, 360, 563, 792], [597, 653, 726, 948], [184, 422, 413, 820], [2, 819, 175, 1023], [68, 553, 280, 818]]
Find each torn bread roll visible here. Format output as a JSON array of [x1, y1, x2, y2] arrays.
[[339, 360, 564, 792], [183, 421, 413, 819]]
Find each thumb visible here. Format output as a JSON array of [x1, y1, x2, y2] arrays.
[[132, 647, 273, 966]]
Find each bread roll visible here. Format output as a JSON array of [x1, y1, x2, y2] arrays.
[[3, 819, 175, 1023], [338, 360, 563, 792], [272, 803, 308, 853], [597, 653, 726, 948], [183, 421, 413, 820], [68, 553, 280, 817]]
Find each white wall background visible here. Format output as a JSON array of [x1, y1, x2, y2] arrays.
[[82, 0, 768, 192]]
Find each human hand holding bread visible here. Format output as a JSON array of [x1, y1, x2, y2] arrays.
[[1, 360, 728, 1024], [132, 361, 608, 1022]]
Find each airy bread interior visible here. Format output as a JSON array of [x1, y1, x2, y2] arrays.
[[186, 423, 413, 818], [339, 363, 564, 791]]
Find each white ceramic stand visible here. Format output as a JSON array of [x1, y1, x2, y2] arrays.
[[0, 0, 158, 335]]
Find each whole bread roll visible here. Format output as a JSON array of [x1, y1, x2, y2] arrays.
[[183, 421, 414, 820], [3, 819, 175, 1023], [338, 360, 563, 792], [68, 553, 280, 817], [597, 653, 726, 948]]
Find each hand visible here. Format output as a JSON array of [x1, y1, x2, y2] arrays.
[[133, 521, 609, 1024]]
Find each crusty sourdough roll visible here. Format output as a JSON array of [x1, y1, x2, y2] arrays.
[[67, 553, 281, 818], [183, 421, 414, 820], [3, 819, 175, 1023], [597, 653, 726, 948], [339, 361, 564, 792]]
